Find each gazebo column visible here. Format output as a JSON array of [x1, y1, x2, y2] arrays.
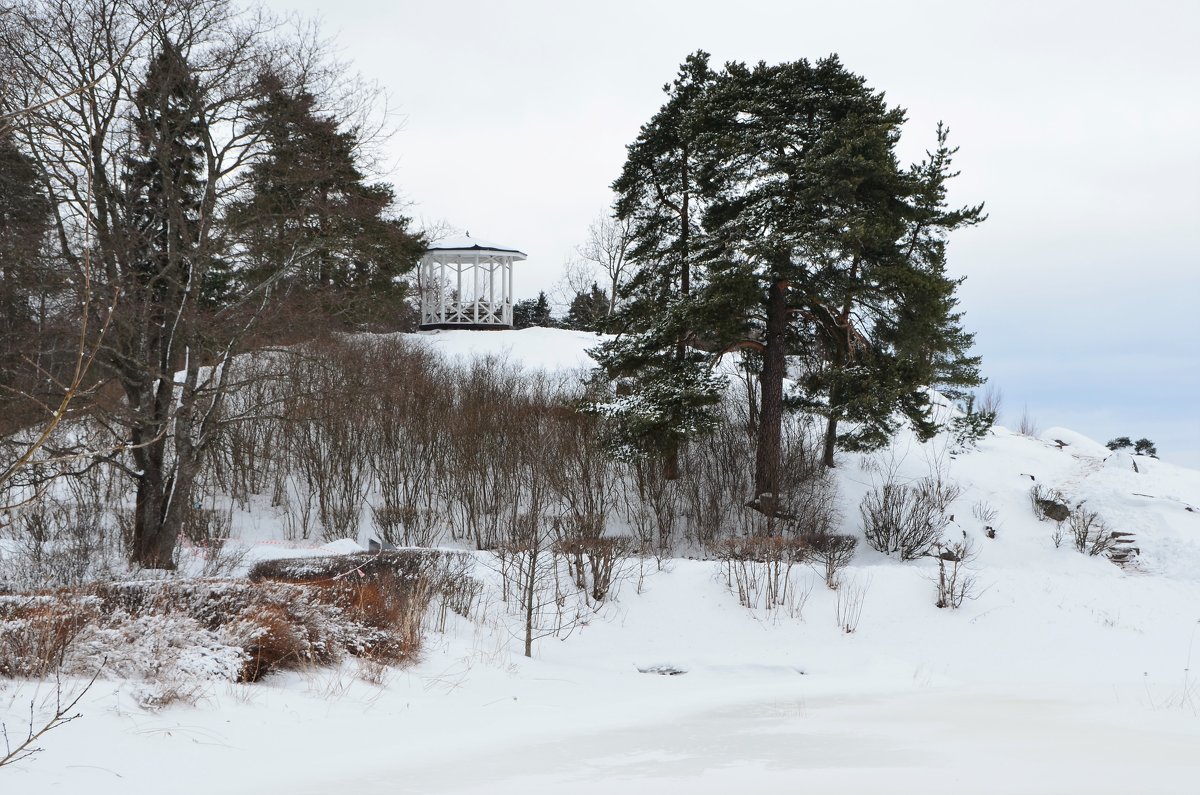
[[472, 254, 479, 323], [506, 260, 514, 325], [456, 262, 463, 322]]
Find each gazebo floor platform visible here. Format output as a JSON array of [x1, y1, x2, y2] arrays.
[[419, 323, 515, 332]]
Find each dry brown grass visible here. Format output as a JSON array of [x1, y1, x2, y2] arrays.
[[0, 593, 99, 677], [0, 551, 474, 684]]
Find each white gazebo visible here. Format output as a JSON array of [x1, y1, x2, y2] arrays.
[[419, 234, 526, 330]]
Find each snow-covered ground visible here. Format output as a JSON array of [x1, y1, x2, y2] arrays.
[[4, 328, 1199, 794]]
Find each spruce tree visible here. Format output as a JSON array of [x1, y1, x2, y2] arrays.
[[0, 132, 52, 419], [564, 282, 609, 331], [118, 39, 211, 568], [227, 73, 424, 327], [513, 291, 554, 328]]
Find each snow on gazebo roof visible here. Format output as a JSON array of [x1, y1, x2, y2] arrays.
[[426, 234, 526, 259]]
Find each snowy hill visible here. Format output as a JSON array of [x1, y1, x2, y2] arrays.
[[6, 328, 1200, 795]]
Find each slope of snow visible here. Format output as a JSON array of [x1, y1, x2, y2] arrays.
[[411, 326, 603, 373], [5, 328, 1199, 794]]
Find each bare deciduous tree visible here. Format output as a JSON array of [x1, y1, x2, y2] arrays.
[[577, 214, 633, 317]]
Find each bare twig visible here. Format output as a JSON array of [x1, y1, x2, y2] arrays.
[[0, 659, 105, 769]]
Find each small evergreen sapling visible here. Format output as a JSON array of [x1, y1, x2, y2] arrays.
[[949, 395, 995, 452]]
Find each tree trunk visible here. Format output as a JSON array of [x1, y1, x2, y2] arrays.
[[132, 472, 176, 569], [663, 155, 692, 482], [753, 278, 788, 515], [523, 530, 539, 658], [822, 411, 838, 468]]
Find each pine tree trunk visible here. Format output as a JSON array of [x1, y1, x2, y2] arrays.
[[662, 158, 692, 482], [822, 411, 838, 469], [753, 278, 788, 515]]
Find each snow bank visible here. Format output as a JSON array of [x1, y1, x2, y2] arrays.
[[411, 327, 603, 372]]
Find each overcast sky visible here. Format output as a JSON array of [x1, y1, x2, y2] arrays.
[[266, 0, 1199, 466]]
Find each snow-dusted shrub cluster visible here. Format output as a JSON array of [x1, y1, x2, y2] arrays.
[[0, 550, 473, 687], [1028, 484, 1129, 562]]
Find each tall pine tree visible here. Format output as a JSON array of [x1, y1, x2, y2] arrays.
[[600, 53, 985, 514], [591, 52, 723, 478]]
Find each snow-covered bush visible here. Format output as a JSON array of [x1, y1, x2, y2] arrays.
[[0, 550, 470, 685]]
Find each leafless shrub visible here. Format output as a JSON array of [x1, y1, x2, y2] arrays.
[[860, 476, 961, 560], [931, 535, 977, 609], [675, 402, 751, 547], [422, 551, 482, 632], [555, 530, 635, 604], [203, 355, 288, 510], [621, 460, 680, 554], [363, 341, 446, 547], [1017, 405, 1038, 437], [715, 535, 810, 610], [972, 499, 999, 539], [0, 494, 123, 589], [437, 356, 527, 550], [275, 340, 391, 541], [371, 505, 440, 548], [1068, 507, 1117, 557], [835, 573, 870, 633], [177, 489, 247, 578], [977, 385, 1003, 417], [494, 522, 580, 658], [1030, 483, 1070, 523], [805, 531, 858, 589]]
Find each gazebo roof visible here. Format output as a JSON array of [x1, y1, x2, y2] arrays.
[[426, 234, 526, 260]]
